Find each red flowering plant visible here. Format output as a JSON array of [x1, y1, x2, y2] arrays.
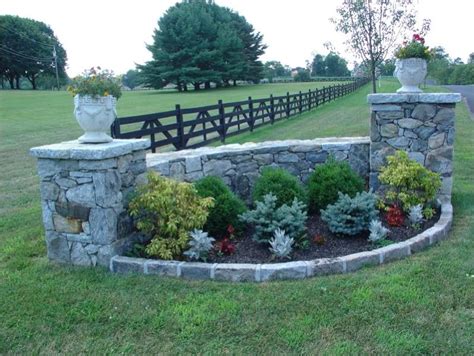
[[219, 238, 236, 255], [386, 205, 405, 227], [395, 34, 432, 60]]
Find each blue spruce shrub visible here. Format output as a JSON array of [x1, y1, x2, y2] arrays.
[[321, 190, 378, 235]]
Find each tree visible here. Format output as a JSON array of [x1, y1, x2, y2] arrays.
[[122, 69, 143, 89], [469, 53, 474, 64], [311, 54, 326, 76], [333, 0, 429, 93], [139, 0, 266, 91], [263, 61, 290, 81], [293, 68, 311, 82], [0, 15, 67, 89]]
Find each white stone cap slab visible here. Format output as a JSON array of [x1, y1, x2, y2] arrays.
[[147, 137, 370, 165], [30, 139, 150, 160], [367, 93, 462, 104]]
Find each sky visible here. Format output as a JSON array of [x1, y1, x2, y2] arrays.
[[1, 0, 472, 76]]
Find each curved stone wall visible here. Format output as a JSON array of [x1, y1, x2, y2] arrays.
[[146, 137, 370, 201]]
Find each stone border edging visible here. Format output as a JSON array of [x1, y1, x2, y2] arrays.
[[110, 202, 453, 282]]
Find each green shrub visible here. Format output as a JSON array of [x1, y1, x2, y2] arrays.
[[379, 151, 441, 216], [128, 172, 214, 260], [194, 176, 247, 238], [252, 167, 306, 207], [321, 190, 378, 236], [308, 158, 365, 211], [239, 193, 307, 243]]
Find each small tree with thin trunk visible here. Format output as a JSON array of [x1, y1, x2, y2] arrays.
[[332, 0, 429, 93]]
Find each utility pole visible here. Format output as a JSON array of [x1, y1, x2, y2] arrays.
[[53, 45, 60, 90]]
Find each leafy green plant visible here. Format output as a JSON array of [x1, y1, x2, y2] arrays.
[[68, 66, 122, 99], [269, 228, 294, 259], [395, 34, 432, 60], [194, 176, 247, 238], [321, 190, 378, 236], [379, 151, 441, 217], [307, 158, 365, 211], [239, 193, 307, 243], [128, 172, 214, 260], [183, 229, 215, 261], [252, 167, 306, 208]]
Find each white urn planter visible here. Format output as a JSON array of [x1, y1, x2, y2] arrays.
[[74, 95, 117, 143], [394, 58, 427, 93]]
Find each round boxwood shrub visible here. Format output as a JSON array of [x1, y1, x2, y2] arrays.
[[194, 176, 247, 238], [308, 158, 365, 212], [252, 167, 306, 208]]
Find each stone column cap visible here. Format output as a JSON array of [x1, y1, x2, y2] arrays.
[[367, 93, 462, 104], [30, 139, 150, 160]]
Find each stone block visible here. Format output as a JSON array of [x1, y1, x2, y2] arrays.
[[433, 108, 454, 123], [40, 182, 59, 201], [151, 162, 170, 176], [110, 256, 145, 274], [253, 153, 274, 165], [398, 118, 423, 129], [428, 133, 445, 149], [214, 264, 257, 282], [440, 176, 453, 197], [404, 130, 418, 139], [380, 124, 398, 137], [306, 151, 328, 164], [276, 153, 299, 163], [65, 233, 92, 244], [260, 262, 307, 281], [408, 232, 430, 253], [41, 201, 54, 231], [371, 104, 402, 112], [426, 147, 453, 175], [53, 214, 83, 234], [377, 242, 411, 263], [414, 125, 437, 140], [180, 262, 213, 280], [410, 139, 428, 152], [447, 127, 455, 145], [37, 159, 79, 178], [289, 144, 322, 153], [341, 251, 380, 272], [411, 104, 436, 121], [230, 154, 252, 164], [45, 231, 70, 263], [93, 171, 122, 207], [117, 154, 132, 173], [70, 243, 92, 266], [145, 260, 181, 277], [55, 177, 77, 189], [408, 152, 425, 165], [55, 201, 90, 220], [310, 258, 344, 276], [66, 184, 96, 207], [236, 161, 259, 174], [185, 171, 204, 182], [203, 159, 232, 176], [129, 160, 147, 175], [185, 156, 202, 173], [377, 111, 404, 120], [89, 208, 118, 244], [386, 136, 410, 149]]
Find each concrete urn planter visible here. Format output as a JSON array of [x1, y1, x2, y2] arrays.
[[394, 58, 427, 93], [74, 94, 117, 143]]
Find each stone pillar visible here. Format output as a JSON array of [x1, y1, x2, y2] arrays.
[[368, 93, 461, 201], [30, 139, 149, 267]]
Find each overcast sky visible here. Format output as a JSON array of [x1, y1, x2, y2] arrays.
[[2, 0, 472, 76]]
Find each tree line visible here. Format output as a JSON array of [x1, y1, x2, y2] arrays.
[[0, 15, 67, 89]]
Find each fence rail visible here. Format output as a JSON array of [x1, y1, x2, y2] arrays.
[[111, 78, 369, 152]]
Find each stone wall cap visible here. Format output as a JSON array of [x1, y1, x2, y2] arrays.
[[367, 93, 462, 104], [147, 137, 370, 164], [30, 139, 150, 160]]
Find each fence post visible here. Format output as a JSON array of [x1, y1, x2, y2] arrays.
[[218, 99, 225, 142], [308, 89, 312, 110], [248, 96, 254, 132], [270, 94, 275, 124], [176, 104, 185, 150], [299, 91, 303, 113], [286, 92, 290, 117]]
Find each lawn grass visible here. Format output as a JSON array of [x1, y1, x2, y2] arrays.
[[0, 80, 473, 354]]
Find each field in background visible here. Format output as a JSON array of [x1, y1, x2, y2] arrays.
[[1, 80, 473, 354]]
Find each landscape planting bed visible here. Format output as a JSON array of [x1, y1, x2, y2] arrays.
[[110, 202, 452, 282]]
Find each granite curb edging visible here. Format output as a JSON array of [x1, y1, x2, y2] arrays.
[[110, 202, 453, 282]]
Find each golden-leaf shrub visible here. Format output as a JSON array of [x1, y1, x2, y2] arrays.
[[128, 172, 214, 260]]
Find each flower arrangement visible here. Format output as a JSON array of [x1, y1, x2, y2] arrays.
[[68, 66, 122, 99], [394, 34, 431, 60]]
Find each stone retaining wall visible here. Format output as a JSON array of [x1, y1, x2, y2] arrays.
[[30, 139, 149, 266], [147, 137, 370, 201]]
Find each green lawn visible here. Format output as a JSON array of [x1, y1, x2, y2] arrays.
[[1, 81, 473, 354]]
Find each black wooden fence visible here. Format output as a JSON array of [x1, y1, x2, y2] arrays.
[[111, 78, 369, 152]]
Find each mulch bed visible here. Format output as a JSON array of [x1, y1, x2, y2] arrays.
[[205, 209, 440, 264]]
